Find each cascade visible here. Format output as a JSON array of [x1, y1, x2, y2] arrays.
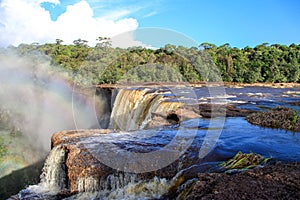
[[67, 175, 170, 200], [19, 145, 67, 198], [39, 145, 67, 191], [76, 173, 138, 193], [103, 176, 169, 199], [15, 87, 200, 199], [109, 88, 183, 131]]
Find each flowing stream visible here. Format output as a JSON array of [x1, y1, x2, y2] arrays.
[[12, 86, 300, 199]]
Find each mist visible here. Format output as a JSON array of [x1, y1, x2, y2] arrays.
[[0, 49, 98, 153]]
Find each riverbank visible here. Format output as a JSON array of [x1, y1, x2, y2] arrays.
[[246, 107, 300, 132], [187, 162, 300, 200], [224, 82, 300, 88], [5, 84, 300, 199], [95, 82, 300, 89]]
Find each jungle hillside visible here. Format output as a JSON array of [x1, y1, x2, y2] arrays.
[[3, 39, 300, 85]]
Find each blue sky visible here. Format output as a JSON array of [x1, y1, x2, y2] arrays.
[[139, 0, 300, 48], [0, 0, 299, 48]]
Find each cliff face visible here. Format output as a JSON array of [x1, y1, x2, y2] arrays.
[[39, 87, 255, 196], [50, 128, 205, 194], [95, 86, 254, 131], [51, 129, 114, 193], [8, 84, 300, 199], [13, 128, 300, 200]]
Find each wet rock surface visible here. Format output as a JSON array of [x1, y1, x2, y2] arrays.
[[195, 104, 255, 118], [146, 104, 254, 129], [246, 106, 300, 132], [9, 84, 300, 199], [51, 130, 115, 193], [10, 125, 300, 199], [51, 129, 113, 148], [49, 129, 204, 195], [187, 162, 300, 200]]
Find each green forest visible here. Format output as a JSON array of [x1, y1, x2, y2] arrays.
[[2, 38, 300, 85]]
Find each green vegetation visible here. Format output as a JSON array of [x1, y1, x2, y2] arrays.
[[0, 136, 7, 160], [292, 111, 298, 125], [220, 151, 270, 170], [3, 39, 300, 85]]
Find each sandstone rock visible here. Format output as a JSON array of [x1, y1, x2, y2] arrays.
[[145, 104, 253, 129], [201, 104, 254, 118], [51, 129, 112, 148], [50, 129, 204, 194], [51, 130, 114, 193]]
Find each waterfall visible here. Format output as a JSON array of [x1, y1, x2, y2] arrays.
[[109, 88, 183, 131], [106, 176, 169, 200], [76, 173, 137, 193], [19, 145, 171, 199], [20, 145, 67, 198], [16, 87, 200, 199], [70, 175, 170, 200], [39, 145, 67, 191]]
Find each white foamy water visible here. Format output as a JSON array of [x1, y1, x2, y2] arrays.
[[109, 88, 183, 131], [20, 143, 172, 200], [21, 145, 67, 197], [68, 176, 169, 200]]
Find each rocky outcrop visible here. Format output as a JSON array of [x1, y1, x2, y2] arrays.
[[51, 129, 112, 148], [246, 106, 300, 132], [146, 109, 201, 128], [97, 85, 255, 131], [51, 129, 114, 193], [186, 162, 300, 200], [49, 129, 204, 195], [145, 104, 254, 129], [195, 104, 255, 118], [13, 127, 300, 199]]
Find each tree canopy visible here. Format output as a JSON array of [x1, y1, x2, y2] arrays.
[[3, 39, 300, 85]]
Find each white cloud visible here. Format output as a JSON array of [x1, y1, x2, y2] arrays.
[[111, 30, 152, 49], [0, 0, 139, 47]]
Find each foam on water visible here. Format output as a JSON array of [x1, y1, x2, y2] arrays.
[[18, 145, 67, 199], [109, 88, 183, 131], [68, 176, 169, 200]]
